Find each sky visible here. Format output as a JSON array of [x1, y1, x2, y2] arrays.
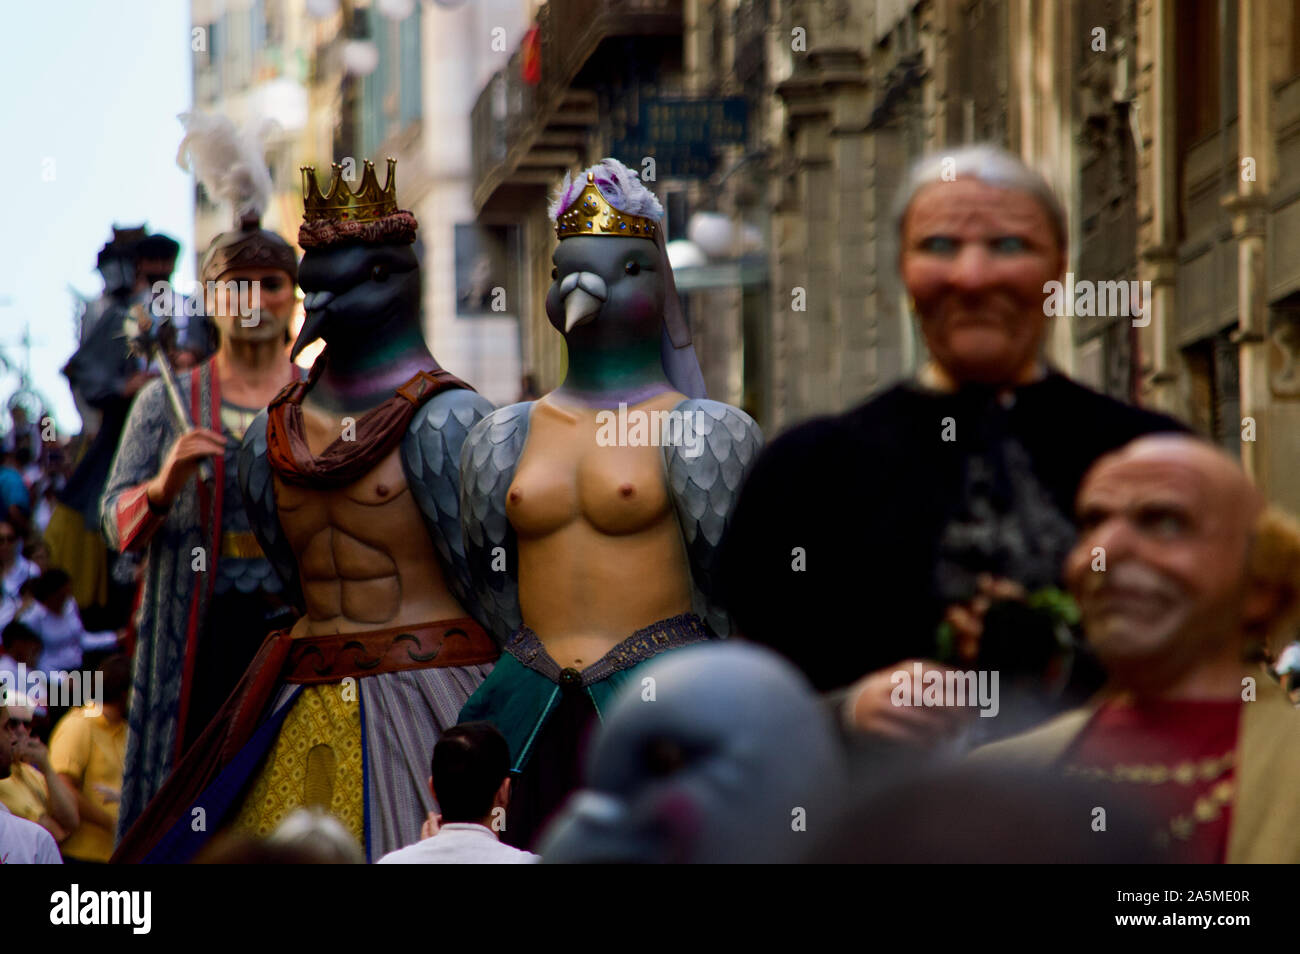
[[0, 0, 195, 435]]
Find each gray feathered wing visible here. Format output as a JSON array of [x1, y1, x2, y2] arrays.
[[663, 399, 763, 637], [237, 409, 304, 611], [458, 401, 532, 644], [400, 387, 496, 625]]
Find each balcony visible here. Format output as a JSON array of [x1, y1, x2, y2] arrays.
[[471, 0, 683, 213]]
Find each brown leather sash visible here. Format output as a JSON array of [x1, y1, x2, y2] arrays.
[[266, 353, 472, 489], [282, 618, 498, 684]]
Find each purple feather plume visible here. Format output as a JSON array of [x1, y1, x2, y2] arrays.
[[549, 158, 664, 223]]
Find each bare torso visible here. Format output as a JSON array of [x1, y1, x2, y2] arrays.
[[506, 391, 693, 669], [275, 400, 468, 636]]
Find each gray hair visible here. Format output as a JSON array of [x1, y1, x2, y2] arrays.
[[266, 807, 364, 864], [892, 144, 1068, 251]]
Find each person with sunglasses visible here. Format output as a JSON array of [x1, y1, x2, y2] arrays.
[[0, 700, 62, 863], [0, 693, 78, 846]]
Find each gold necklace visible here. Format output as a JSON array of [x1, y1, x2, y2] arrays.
[[1156, 779, 1234, 849], [1062, 750, 1234, 786], [1063, 752, 1235, 851]]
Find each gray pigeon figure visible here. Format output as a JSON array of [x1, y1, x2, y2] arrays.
[[536, 642, 846, 863], [455, 158, 762, 851], [460, 159, 762, 642]]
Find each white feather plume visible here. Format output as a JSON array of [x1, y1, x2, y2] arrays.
[[176, 111, 278, 226]]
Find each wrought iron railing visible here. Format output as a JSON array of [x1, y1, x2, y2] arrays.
[[470, 0, 682, 206]]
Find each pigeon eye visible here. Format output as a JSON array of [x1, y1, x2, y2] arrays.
[[644, 738, 685, 777], [551, 267, 558, 280], [624, 261, 640, 275], [371, 264, 390, 282]]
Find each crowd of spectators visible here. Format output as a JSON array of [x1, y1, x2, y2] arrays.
[[0, 410, 133, 863]]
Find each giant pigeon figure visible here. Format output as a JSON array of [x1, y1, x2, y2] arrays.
[[113, 159, 499, 863], [458, 158, 763, 848], [536, 642, 846, 863]]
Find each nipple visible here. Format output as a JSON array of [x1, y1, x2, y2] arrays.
[[619, 483, 635, 499]]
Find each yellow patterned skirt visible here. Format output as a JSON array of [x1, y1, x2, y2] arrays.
[[232, 683, 365, 845]]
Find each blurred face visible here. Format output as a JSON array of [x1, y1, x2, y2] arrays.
[[99, 255, 135, 296], [39, 583, 71, 613], [0, 522, 16, 563], [0, 706, 11, 778], [1065, 440, 1261, 688], [5, 707, 32, 765], [8, 639, 40, 668], [137, 256, 176, 288], [207, 266, 296, 344], [901, 179, 1065, 385]]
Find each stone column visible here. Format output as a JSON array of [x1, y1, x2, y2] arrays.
[[1226, 0, 1273, 483], [826, 49, 873, 408], [1135, 0, 1182, 415]]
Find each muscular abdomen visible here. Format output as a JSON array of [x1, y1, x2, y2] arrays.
[[276, 447, 467, 635]]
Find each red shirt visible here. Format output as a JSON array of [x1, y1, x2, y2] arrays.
[[1065, 698, 1241, 863]]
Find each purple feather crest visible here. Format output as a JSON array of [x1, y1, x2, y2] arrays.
[[548, 157, 664, 223]]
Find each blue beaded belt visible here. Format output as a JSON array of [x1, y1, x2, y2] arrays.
[[504, 612, 713, 688]]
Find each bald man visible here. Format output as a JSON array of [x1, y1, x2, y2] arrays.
[[972, 435, 1300, 863]]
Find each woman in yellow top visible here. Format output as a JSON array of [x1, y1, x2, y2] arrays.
[[48, 656, 129, 862]]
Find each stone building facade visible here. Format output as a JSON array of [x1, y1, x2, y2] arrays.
[[197, 1, 1300, 508], [190, 0, 530, 404], [681, 0, 1300, 511], [1129, 0, 1300, 512]]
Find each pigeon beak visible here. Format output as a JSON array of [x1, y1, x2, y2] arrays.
[[291, 291, 335, 361], [302, 290, 335, 312], [564, 287, 603, 333]]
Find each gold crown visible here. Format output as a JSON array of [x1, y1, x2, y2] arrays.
[[300, 158, 399, 224], [555, 172, 659, 240]]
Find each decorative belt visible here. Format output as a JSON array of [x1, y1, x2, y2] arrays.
[[282, 617, 499, 684], [221, 530, 266, 560], [506, 612, 713, 689]]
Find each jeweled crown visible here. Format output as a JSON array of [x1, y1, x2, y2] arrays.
[[300, 158, 399, 224], [555, 173, 659, 240]]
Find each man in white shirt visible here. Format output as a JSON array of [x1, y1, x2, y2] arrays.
[[377, 722, 539, 864], [0, 702, 63, 863]]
